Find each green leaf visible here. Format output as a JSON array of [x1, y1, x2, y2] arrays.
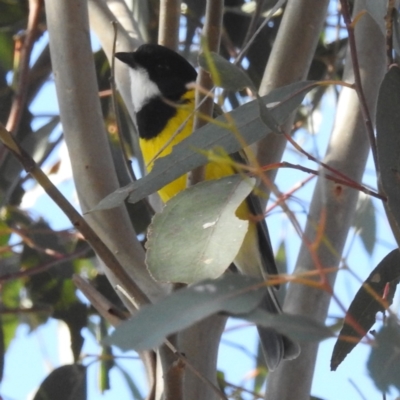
[[1, 315, 19, 351], [104, 274, 267, 352], [0, 33, 15, 72], [33, 364, 87, 400], [146, 175, 254, 284], [93, 80, 317, 211], [98, 346, 112, 393], [198, 52, 255, 91], [0, 220, 11, 247], [377, 66, 400, 231], [97, 318, 113, 393], [353, 193, 376, 255], [1, 280, 22, 349], [330, 249, 400, 371], [275, 240, 287, 303], [368, 318, 400, 392]]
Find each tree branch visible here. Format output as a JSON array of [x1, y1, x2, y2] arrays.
[[256, 0, 330, 198], [265, 3, 386, 399], [158, 0, 181, 49], [189, 0, 224, 186], [44, 0, 164, 306]]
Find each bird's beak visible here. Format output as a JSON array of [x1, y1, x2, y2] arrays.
[[115, 52, 135, 67]]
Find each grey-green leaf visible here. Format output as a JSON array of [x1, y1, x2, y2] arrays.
[[33, 364, 86, 400], [104, 274, 267, 352], [93, 80, 316, 211], [368, 318, 400, 392], [353, 193, 376, 255], [147, 175, 254, 284], [198, 51, 255, 91], [376, 66, 400, 231], [361, 0, 386, 34]]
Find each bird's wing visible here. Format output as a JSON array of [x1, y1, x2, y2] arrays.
[[229, 150, 278, 277]]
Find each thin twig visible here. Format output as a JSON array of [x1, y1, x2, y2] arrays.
[[0, 0, 43, 170], [163, 339, 229, 400], [110, 21, 136, 182], [241, 0, 266, 50], [234, 0, 287, 66], [73, 274, 128, 326], [0, 305, 53, 314], [264, 161, 385, 201], [0, 245, 92, 283], [266, 174, 315, 213], [223, 379, 264, 399], [283, 133, 385, 200], [6, 0, 43, 135]]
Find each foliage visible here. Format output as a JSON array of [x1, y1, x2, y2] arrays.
[[0, 0, 399, 399]]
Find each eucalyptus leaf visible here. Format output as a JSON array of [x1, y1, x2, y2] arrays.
[[368, 318, 400, 392], [93, 80, 316, 211], [360, 0, 387, 34], [33, 364, 87, 400], [105, 274, 267, 352], [331, 249, 400, 371], [376, 66, 400, 231], [353, 193, 376, 255], [146, 175, 254, 284], [198, 51, 255, 91]]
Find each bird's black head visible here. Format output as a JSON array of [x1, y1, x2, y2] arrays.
[[115, 44, 197, 101]]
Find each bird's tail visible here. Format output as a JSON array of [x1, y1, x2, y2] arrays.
[[257, 290, 301, 371]]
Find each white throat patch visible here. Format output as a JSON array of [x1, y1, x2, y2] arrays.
[[128, 67, 161, 112]]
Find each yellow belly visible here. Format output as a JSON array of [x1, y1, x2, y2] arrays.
[[139, 91, 263, 279], [139, 91, 236, 203]]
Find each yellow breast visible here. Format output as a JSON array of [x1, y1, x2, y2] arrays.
[[139, 90, 236, 204], [139, 90, 262, 278]]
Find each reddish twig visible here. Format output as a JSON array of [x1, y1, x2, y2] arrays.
[[0, 245, 92, 283], [283, 133, 385, 201], [264, 161, 386, 201], [0, 305, 53, 314], [6, 0, 43, 135], [257, 163, 331, 285], [266, 174, 315, 214]]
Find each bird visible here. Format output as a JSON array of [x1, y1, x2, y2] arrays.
[[115, 44, 300, 370]]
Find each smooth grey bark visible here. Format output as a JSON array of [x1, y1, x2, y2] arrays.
[[179, 316, 227, 400], [45, 0, 164, 304], [266, 4, 386, 400], [257, 0, 330, 192]]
